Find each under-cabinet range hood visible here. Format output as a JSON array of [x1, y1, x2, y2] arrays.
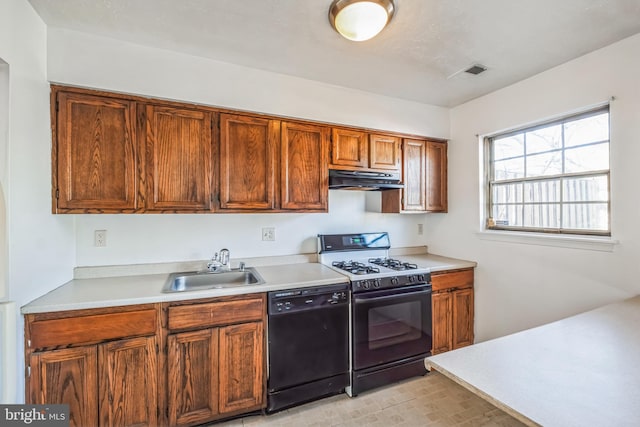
[[328, 170, 403, 191]]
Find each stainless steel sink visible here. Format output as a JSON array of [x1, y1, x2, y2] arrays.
[[162, 267, 265, 293]]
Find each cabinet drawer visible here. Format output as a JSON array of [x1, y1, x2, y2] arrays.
[[168, 298, 264, 331], [431, 269, 474, 292], [29, 309, 157, 350]]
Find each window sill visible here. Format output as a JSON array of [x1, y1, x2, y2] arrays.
[[476, 230, 619, 252]]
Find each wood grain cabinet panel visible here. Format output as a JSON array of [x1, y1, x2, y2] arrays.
[[280, 122, 329, 211], [452, 287, 474, 349], [98, 336, 158, 427], [29, 347, 98, 427], [431, 291, 453, 355], [144, 105, 213, 211], [369, 134, 400, 171], [218, 322, 264, 415], [54, 90, 137, 212], [400, 139, 427, 211], [426, 140, 448, 212], [330, 128, 368, 169], [168, 329, 219, 427], [431, 269, 474, 355], [219, 114, 280, 210], [167, 298, 264, 332]]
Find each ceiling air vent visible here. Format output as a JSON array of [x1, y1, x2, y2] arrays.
[[464, 64, 487, 75]]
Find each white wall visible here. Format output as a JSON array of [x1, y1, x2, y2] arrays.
[[0, 0, 76, 403], [46, 28, 450, 267], [426, 33, 640, 342], [0, 61, 8, 300]]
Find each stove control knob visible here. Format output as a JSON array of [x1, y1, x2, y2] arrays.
[[391, 277, 399, 286], [418, 274, 425, 282], [373, 279, 381, 288], [409, 275, 416, 283], [363, 281, 371, 290]]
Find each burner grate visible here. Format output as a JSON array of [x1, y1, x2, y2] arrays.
[[332, 261, 381, 275], [368, 258, 418, 271]]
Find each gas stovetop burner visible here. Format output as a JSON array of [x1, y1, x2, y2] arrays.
[[332, 261, 381, 275], [368, 258, 419, 271]]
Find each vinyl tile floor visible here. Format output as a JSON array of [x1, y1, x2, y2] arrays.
[[209, 371, 527, 427]]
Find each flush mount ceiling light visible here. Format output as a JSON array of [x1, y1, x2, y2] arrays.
[[329, 0, 396, 42]]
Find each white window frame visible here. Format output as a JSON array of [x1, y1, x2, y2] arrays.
[[483, 106, 612, 239]]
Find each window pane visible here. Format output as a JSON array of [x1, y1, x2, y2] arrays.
[[493, 183, 523, 204], [524, 204, 560, 228], [493, 134, 524, 161], [526, 125, 561, 154], [526, 151, 562, 177], [564, 112, 609, 147], [563, 175, 608, 202], [562, 203, 609, 231], [494, 157, 524, 180], [524, 180, 560, 203], [493, 204, 523, 227], [564, 143, 609, 173]]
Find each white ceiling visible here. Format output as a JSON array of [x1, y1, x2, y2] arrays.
[[28, 0, 640, 107]]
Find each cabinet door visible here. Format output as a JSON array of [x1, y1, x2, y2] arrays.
[[280, 122, 329, 211], [426, 141, 448, 212], [29, 347, 98, 427], [55, 91, 137, 212], [144, 105, 213, 211], [369, 134, 400, 171], [98, 336, 157, 427], [431, 291, 453, 355], [452, 288, 475, 350], [219, 114, 279, 210], [330, 128, 368, 168], [168, 329, 219, 427], [402, 139, 427, 211], [218, 322, 264, 414]]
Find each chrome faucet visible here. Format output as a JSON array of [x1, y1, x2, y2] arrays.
[[207, 248, 231, 272]]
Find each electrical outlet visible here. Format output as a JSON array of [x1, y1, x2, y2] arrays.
[[94, 230, 107, 247], [262, 227, 276, 241], [417, 223, 424, 235]]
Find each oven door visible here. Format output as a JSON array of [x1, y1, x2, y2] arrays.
[[352, 284, 432, 371]]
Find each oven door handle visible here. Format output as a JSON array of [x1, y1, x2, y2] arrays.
[[353, 284, 431, 302]]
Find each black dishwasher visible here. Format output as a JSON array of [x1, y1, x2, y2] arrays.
[[267, 283, 350, 413]]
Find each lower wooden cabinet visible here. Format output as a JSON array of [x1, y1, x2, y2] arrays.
[[25, 295, 266, 427], [431, 269, 474, 355], [164, 294, 266, 427], [25, 306, 160, 427]]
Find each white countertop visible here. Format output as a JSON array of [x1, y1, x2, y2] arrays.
[[426, 295, 640, 427], [21, 252, 476, 314]]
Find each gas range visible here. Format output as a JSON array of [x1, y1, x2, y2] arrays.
[[318, 232, 430, 293]]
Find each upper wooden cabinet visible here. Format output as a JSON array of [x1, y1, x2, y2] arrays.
[[144, 104, 214, 211], [330, 128, 368, 168], [425, 140, 448, 212], [369, 133, 401, 171], [51, 85, 443, 215], [219, 114, 279, 210], [54, 90, 138, 213], [219, 114, 329, 212], [330, 128, 400, 173], [280, 122, 329, 211], [381, 138, 448, 213]]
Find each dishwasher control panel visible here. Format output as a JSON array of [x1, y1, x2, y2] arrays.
[[268, 283, 349, 314]]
